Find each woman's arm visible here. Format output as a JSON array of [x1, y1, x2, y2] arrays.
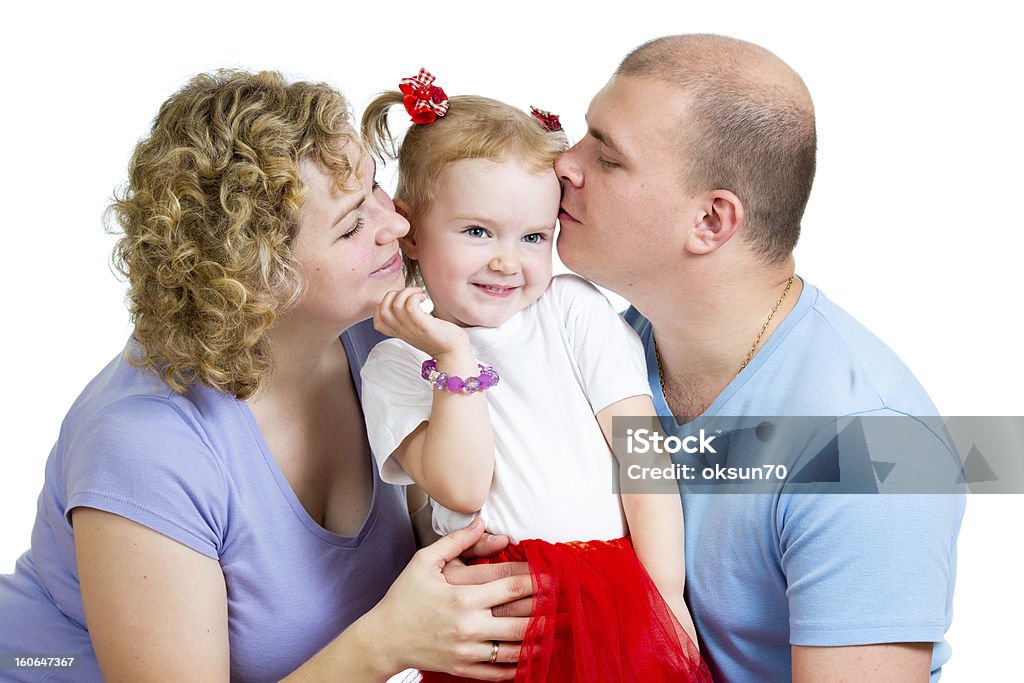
[[374, 287, 495, 512], [74, 507, 230, 682], [75, 509, 530, 682], [596, 395, 699, 650]]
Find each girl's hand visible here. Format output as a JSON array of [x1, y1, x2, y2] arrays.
[[374, 287, 469, 358]]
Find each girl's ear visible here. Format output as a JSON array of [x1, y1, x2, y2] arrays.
[[394, 199, 418, 259], [394, 198, 413, 221]]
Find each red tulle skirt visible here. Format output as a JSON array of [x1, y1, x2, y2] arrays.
[[422, 536, 712, 682]]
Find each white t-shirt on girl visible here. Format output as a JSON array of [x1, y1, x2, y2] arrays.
[[360, 274, 652, 543]]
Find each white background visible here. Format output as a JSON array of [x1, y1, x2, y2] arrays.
[[1, 1, 1021, 679]]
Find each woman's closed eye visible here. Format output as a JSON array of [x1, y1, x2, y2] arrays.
[[340, 218, 364, 240]]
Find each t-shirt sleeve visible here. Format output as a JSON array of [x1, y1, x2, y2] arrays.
[[778, 416, 965, 646], [551, 274, 652, 413], [360, 340, 433, 486], [63, 395, 228, 560]]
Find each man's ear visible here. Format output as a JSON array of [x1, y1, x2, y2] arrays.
[[394, 199, 418, 259], [685, 189, 743, 255]]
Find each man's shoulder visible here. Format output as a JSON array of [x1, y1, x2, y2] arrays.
[[622, 305, 650, 337], [766, 283, 938, 415]]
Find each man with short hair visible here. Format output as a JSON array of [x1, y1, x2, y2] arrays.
[[556, 34, 964, 682]]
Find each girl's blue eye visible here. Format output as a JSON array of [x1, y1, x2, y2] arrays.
[[522, 233, 545, 244], [465, 227, 487, 238]]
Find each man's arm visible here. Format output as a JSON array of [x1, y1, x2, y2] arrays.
[[792, 643, 932, 682]]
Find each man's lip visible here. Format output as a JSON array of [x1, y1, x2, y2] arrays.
[[370, 251, 401, 277], [558, 207, 579, 224]]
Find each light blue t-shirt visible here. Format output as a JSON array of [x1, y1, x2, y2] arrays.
[[0, 319, 416, 682], [625, 280, 965, 683]]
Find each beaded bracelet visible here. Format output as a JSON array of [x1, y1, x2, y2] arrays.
[[421, 358, 500, 393]]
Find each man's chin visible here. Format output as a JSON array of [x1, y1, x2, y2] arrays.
[[556, 235, 592, 276], [555, 231, 580, 263]]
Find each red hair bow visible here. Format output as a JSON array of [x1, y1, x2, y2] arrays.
[[530, 106, 562, 133], [400, 69, 449, 124]]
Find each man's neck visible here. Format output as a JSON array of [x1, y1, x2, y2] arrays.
[[634, 258, 801, 418]]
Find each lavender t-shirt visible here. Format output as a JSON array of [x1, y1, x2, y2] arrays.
[[0, 319, 416, 682]]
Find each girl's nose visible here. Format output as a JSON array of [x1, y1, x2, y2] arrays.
[[488, 253, 520, 274]]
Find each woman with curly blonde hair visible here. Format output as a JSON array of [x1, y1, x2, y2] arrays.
[[0, 69, 531, 682]]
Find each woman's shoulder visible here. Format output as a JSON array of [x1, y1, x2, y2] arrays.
[[59, 340, 239, 499], [58, 342, 234, 559], [65, 340, 235, 447], [343, 318, 389, 368]]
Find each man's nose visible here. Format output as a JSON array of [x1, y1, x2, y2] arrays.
[[555, 144, 583, 188]]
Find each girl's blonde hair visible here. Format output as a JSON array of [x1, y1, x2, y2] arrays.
[[361, 91, 567, 284], [110, 69, 359, 399]]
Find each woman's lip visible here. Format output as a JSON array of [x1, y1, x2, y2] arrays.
[[369, 251, 401, 277], [473, 283, 519, 298], [558, 208, 579, 224]]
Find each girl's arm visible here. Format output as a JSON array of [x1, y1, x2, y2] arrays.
[[596, 394, 700, 650], [374, 287, 495, 513], [75, 508, 529, 682]]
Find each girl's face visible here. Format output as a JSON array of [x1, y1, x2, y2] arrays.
[[403, 157, 559, 328]]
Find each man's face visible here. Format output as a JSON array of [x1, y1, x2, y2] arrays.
[[555, 75, 699, 295]]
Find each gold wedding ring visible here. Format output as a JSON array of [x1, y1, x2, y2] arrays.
[[488, 640, 499, 664]]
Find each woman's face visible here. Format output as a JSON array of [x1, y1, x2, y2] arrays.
[[291, 139, 409, 330]]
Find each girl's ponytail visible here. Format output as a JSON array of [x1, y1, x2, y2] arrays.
[[361, 90, 405, 162]]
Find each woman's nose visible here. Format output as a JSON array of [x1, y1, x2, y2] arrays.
[[372, 189, 410, 243]]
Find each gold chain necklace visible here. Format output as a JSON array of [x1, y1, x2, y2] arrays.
[[654, 276, 795, 401]]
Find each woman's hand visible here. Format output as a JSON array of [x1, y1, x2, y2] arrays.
[[374, 287, 469, 359], [444, 530, 533, 619], [350, 519, 532, 680]]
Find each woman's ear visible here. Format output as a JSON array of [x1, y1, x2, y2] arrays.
[[685, 189, 744, 256], [394, 199, 418, 259]]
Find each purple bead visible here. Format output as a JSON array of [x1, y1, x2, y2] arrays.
[[446, 376, 465, 392], [463, 377, 481, 393], [434, 372, 448, 390], [421, 359, 437, 379], [477, 372, 493, 389]]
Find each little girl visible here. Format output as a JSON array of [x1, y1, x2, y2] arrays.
[[359, 70, 710, 683]]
